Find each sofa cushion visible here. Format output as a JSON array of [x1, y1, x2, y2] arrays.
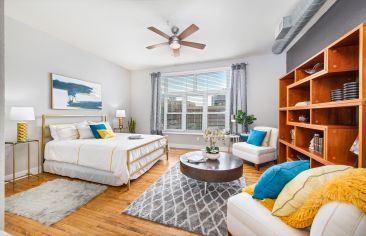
[[227, 192, 308, 236], [233, 142, 275, 155], [311, 202, 366, 236], [254, 127, 272, 146], [247, 129, 267, 146], [253, 160, 309, 200]]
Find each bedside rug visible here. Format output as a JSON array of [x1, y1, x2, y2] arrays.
[[123, 163, 245, 236], [5, 179, 107, 225]]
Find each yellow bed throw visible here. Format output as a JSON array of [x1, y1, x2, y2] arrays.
[[280, 168, 366, 228]]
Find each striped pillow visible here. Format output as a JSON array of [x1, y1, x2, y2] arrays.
[[272, 165, 352, 217]]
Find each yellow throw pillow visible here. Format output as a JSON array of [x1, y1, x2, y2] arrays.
[[254, 127, 272, 147], [272, 165, 352, 217], [243, 184, 276, 211], [97, 130, 116, 139], [279, 168, 366, 229]]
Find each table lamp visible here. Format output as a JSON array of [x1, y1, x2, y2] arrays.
[[10, 107, 35, 142], [115, 110, 126, 129]]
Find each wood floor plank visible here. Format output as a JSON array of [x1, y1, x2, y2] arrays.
[[5, 149, 270, 235]]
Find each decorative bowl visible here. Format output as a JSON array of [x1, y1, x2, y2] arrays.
[[202, 151, 220, 160]]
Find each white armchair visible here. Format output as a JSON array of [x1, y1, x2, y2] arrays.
[[232, 127, 278, 170]]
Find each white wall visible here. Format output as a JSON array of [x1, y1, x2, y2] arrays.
[[130, 53, 286, 149], [0, 0, 4, 229], [4, 17, 131, 177]]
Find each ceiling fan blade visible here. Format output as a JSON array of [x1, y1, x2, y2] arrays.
[[181, 41, 206, 50], [147, 26, 170, 39], [146, 42, 169, 49], [178, 24, 199, 40], [173, 49, 180, 57]]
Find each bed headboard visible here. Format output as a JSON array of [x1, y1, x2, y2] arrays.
[[41, 114, 107, 161]]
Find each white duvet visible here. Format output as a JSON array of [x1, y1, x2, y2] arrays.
[[45, 133, 167, 182]]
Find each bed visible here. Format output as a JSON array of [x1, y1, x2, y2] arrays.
[[41, 114, 168, 189]]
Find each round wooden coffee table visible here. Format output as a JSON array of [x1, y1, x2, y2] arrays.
[[180, 151, 244, 193]]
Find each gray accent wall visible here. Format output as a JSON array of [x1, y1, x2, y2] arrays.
[[0, 0, 4, 229], [287, 0, 366, 71]]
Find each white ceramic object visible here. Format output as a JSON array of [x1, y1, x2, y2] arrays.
[[202, 151, 220, 160]]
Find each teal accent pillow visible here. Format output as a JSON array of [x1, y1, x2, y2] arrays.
[[247, 130, 267, 146], [89, 124, 107, 139], [240, 133, 249, 142], [253, 160, 310, 200]]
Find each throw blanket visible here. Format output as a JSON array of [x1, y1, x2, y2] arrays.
[[243, 168, 366, 229]]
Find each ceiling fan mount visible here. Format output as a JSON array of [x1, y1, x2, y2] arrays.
[[146, 24, 206, 57]]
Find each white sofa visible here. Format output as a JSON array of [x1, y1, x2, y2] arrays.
[[227, 192, 366, 236], [232, 127, 278, 170]]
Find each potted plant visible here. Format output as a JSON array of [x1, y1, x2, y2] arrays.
[[235, 110, 256, 133], [203, 128, 225, 160], [128, 118, 136, 133]]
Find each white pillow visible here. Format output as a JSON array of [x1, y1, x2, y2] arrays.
[[76, 121, 94, 139], [89, 121, 112, 130], [49, 124, 76, 140], [311, 202, 366, 236], [56, 125, 79, 140]]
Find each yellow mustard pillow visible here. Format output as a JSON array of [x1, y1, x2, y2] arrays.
[[254, 127, 272, 146], [272, 165, 352, 217], [97, 130, 116, 139], [280, 168, 366, 229], [243, 184, 276, 211]]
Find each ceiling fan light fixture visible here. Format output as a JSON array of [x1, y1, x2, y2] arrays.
[[146, 24, 206, 56], [169, 37, 181, 49]]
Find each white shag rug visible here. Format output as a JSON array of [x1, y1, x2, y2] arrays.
[[5, 179, 107, 225]]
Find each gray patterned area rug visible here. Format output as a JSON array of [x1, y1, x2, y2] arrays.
[[123, 163, 245, 236]]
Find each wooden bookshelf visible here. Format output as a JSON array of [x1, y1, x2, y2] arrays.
[[278, 23, 365, 168]]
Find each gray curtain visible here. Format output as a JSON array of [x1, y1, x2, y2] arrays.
[[230, 63, 247, 134], [150, 72, 163, 135]]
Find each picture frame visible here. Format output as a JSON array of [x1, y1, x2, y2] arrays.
[[51, 73, 102, 110]]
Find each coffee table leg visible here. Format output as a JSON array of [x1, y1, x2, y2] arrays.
[[204, 182, 207, 194]]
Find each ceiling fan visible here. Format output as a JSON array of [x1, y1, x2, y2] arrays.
[[146, 24, 206, 57]]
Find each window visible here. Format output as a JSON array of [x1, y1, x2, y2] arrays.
[[161, 69, 230, 133]]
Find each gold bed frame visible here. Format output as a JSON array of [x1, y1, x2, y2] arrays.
[[41, 114, 169, 190]]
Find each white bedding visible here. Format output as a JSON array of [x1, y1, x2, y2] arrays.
[[44, 133, 167, 185]]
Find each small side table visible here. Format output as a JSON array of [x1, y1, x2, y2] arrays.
[[113, 128, 128, 133], [226, 134, 240, 153], [5, 139, 40, 184]]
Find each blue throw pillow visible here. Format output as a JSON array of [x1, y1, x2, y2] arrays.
[[253, 160, 310, 200], [247, 129, 267, 146], [89, 124, 107, 139]]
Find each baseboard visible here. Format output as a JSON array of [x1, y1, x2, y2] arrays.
[[169, 143, 229, 152], [5, 166, 42, 181]]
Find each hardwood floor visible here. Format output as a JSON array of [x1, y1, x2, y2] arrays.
[[5, 149, 272, 236]]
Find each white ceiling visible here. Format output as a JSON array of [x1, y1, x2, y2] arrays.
[[5, 0, 302, 70]]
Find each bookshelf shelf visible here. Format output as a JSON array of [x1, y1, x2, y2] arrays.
[[278, 23, 365, 168]]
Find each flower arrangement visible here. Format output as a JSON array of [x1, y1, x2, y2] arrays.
[[203, 128, 225, 158]]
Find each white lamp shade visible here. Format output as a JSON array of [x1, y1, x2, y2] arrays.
[[115, 110, 126, 118], [10, 107, 35, 121]]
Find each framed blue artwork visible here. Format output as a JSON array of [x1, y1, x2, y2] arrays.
[[51, 73, 102, 110]]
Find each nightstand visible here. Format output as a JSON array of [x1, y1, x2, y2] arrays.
[[5, 139, 40, 184], [113, 128, 128, 133]]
